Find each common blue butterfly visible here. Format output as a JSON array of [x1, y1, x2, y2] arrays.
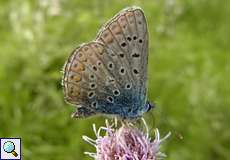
[[62, 7, 153, 119]]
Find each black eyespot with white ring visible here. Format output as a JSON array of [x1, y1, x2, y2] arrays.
[[113, 89, 120, 96], [119, 67, 126, 75], [89, 74, 96, 80], [91, 101, 97, 108], [108, 62, 114, 70], [107, 96, 114, 103], [90, 83, 97, 89], [88, 91, 95, 99], [125, 83, 132, 90]]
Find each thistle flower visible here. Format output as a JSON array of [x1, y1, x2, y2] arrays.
[[83, 119, 171, 160]]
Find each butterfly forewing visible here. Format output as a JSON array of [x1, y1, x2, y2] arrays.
[[63, 7, 149, 118]]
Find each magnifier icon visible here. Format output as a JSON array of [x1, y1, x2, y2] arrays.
[[3, 141, 18, 157]]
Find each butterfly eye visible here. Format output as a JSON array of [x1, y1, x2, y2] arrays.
[[147, 102, 155, 111], [88, 91, 95, 99], [133, 36, 137, 40], [107, 96, 114, 103], [139, 39, 143, 43]]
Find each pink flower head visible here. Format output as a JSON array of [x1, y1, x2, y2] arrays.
[[83, 119, 171, 160]]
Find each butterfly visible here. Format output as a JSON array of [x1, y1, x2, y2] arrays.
[[62, 6, 154, 119]]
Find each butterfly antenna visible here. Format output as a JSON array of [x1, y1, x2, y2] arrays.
[[157, 106, 183, 140], [141, 117, 149, 138], [114, 117, 118, 128], [145, 101, 157, 132]]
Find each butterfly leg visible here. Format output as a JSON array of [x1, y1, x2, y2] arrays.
[[72, 107, 96, 118]]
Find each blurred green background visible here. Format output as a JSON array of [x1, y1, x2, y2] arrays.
[[0, 0, 229, 159]]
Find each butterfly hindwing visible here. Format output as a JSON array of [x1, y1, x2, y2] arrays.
[[63, 41, 132, 117]]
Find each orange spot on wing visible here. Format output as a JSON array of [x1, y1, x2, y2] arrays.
[[71, 62, 85, 72], [73, 75, 81, 82]]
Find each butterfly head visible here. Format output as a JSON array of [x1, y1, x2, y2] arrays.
[[146, 101, 155, 112]]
